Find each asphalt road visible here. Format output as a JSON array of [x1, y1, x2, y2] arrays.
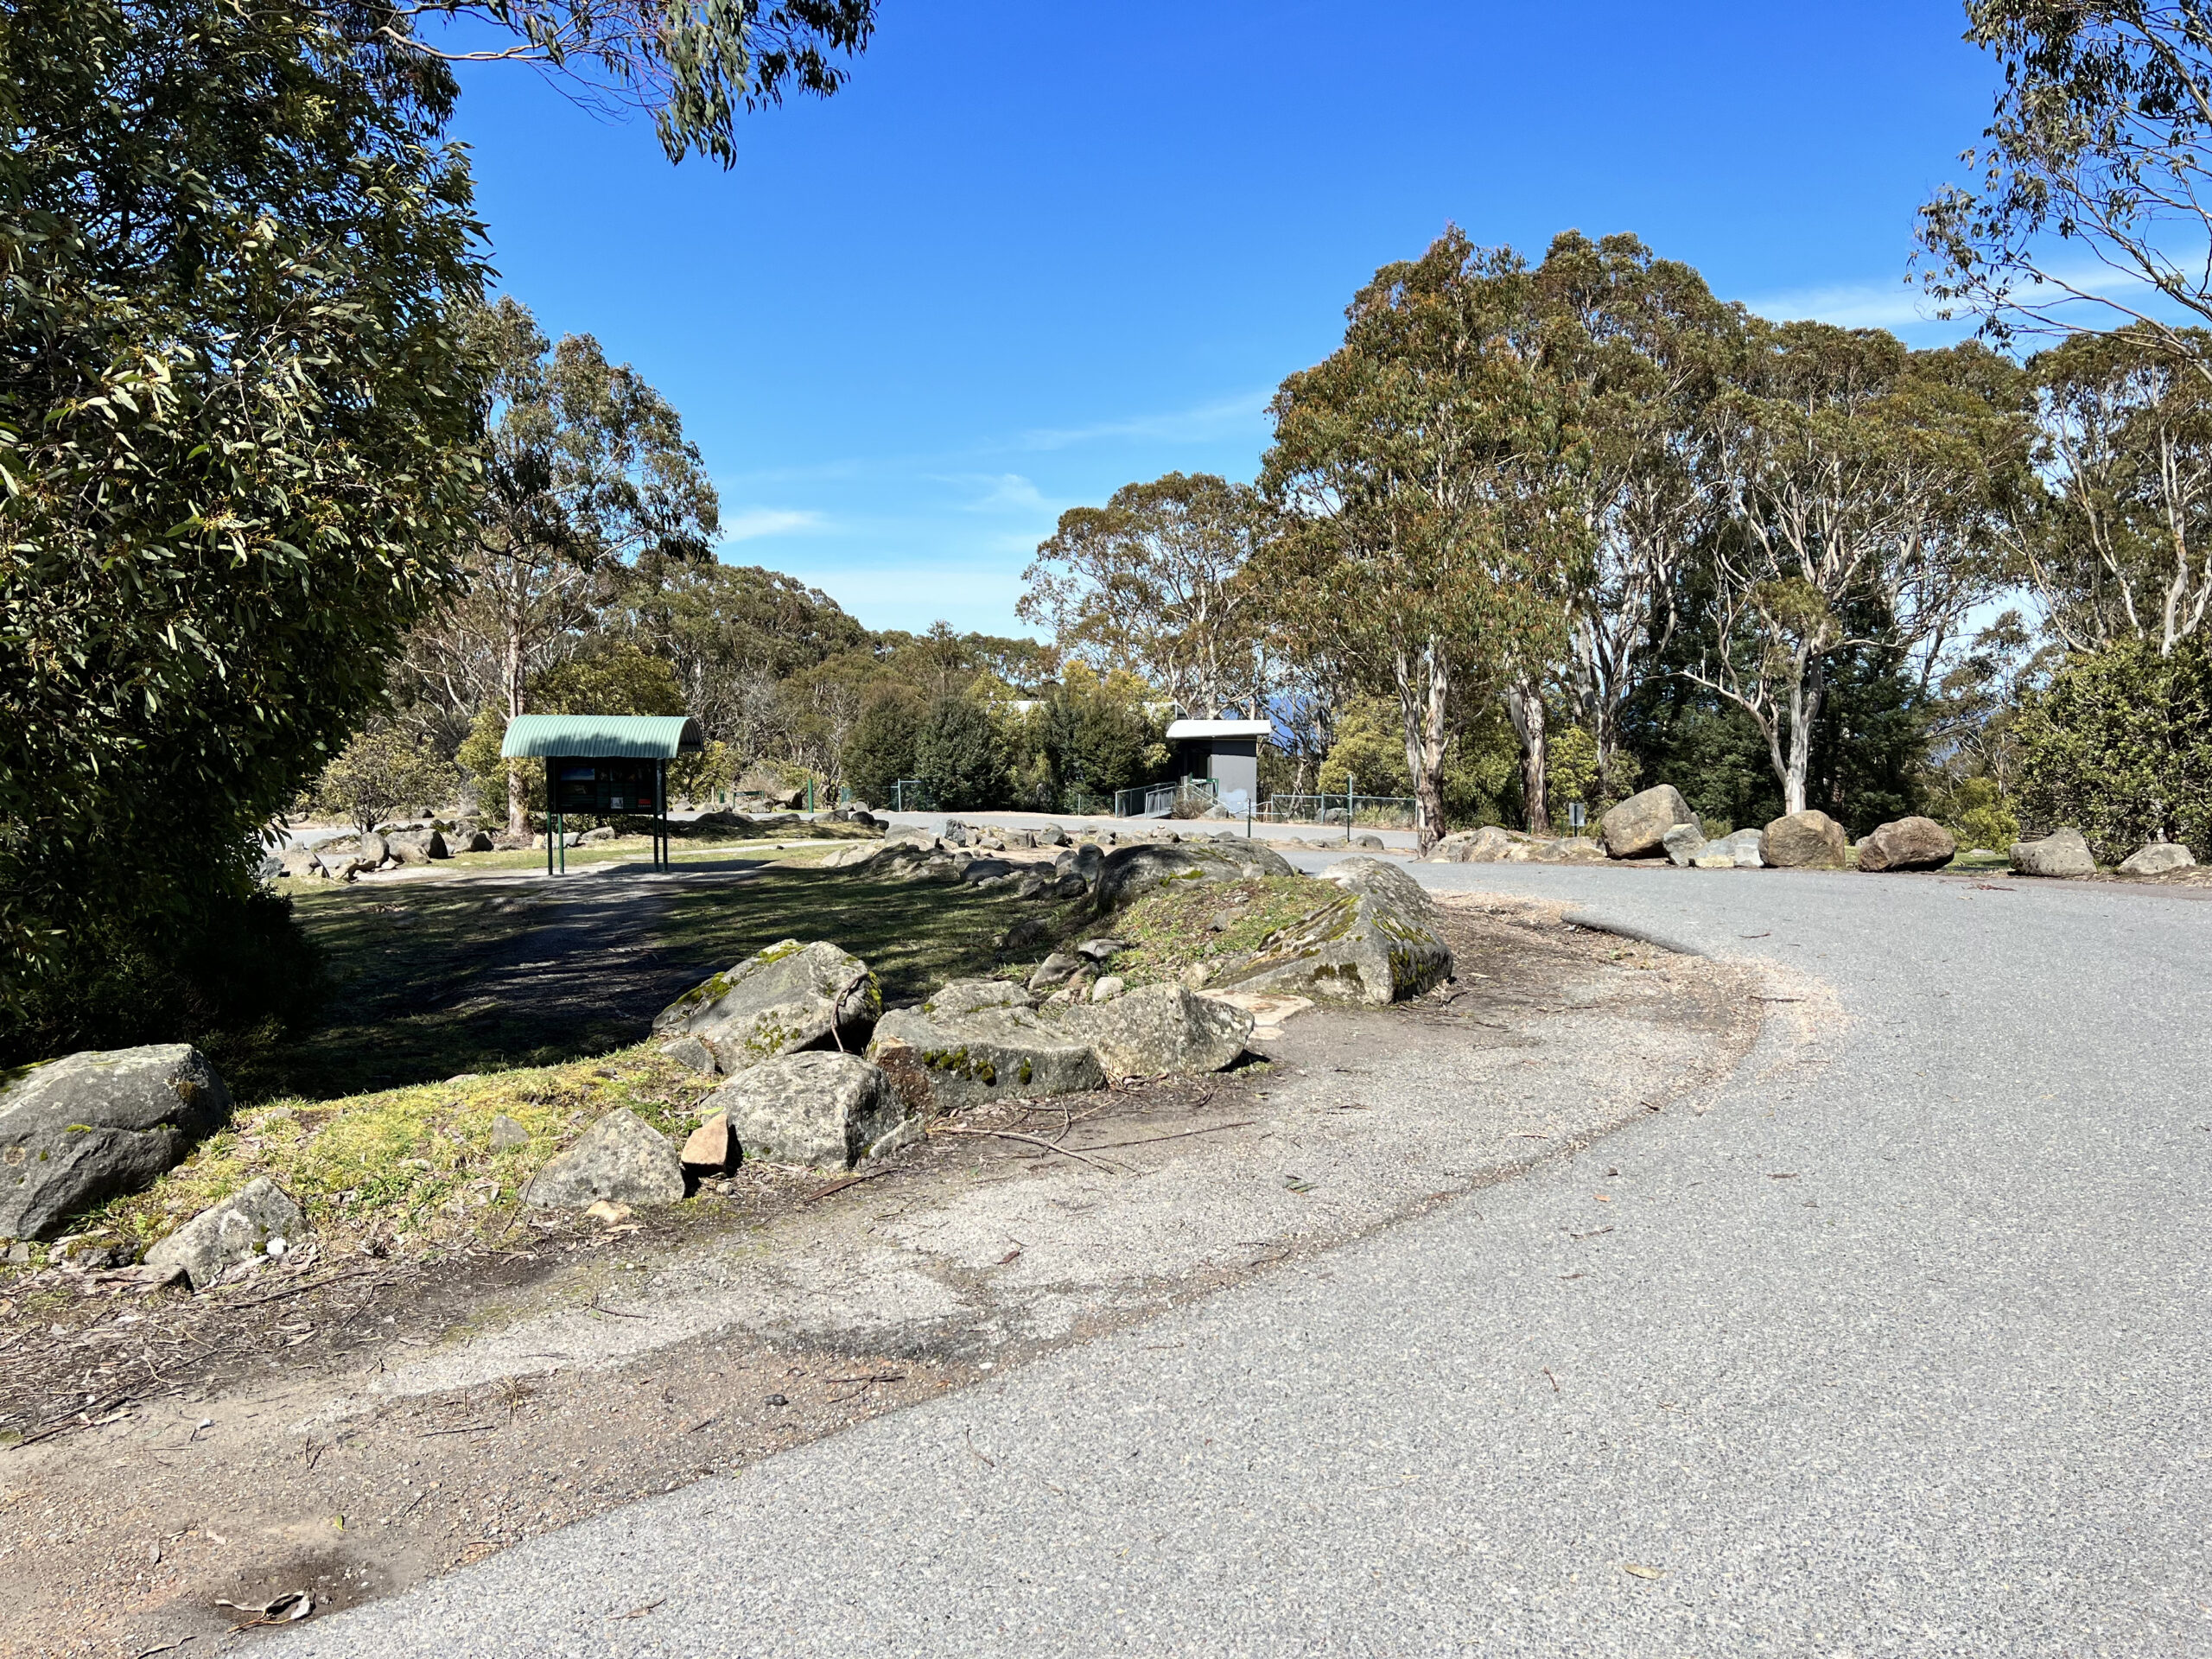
[[288, 864, 2212, 1656]]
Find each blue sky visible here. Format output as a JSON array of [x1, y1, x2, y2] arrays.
[[451, 2, 1999, 636]]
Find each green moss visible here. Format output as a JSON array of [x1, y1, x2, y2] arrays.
[[84, 1044, 706, 1255]]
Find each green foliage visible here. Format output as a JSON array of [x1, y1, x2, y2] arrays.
[[1032, 664, 1164, 810], [532, 645, 687, 717], [842, 686, 922, 805], [0, 0, 486, 1052], [1929, 775, 2020, 853], [312, 727, 461, 834], [2018, 639, 2212, 861], [1316, 696, 1517, 827], [2, 871, 326, 1073], [914, 696, 1007, 812]]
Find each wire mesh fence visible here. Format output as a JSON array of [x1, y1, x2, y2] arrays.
[[1115, 778, 1221, 818], [1257, 792, 1418, 830], [888, 779, 936, 812]]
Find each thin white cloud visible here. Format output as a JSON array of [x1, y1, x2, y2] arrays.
[[720, 506, 826, 543], [1740, 276, 1949, 331], [1016, 390, 1272, 453], [938, 473, 1048, 513]]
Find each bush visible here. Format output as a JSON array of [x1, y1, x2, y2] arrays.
[[1, 855, 326, 1075], [914, 695, 1007, 811], [842, 686, 921, 805], [2018, 640, 2212, 861], [311, 724, 460, 832]]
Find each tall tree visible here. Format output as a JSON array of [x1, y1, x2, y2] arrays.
[[414, 298, 719, 830], [1693, 325, 2031, 816], [1261, 229, 1580, 848], [2013, 326, 2212, 655], [1920, 2, 2212, 382], [0, 0, 485, 1041], [1021, 473, 1274, 718], [1535, 231, 1745, 808]]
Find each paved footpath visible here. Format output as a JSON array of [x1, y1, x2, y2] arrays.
[[289, 865, 2211, 1657]]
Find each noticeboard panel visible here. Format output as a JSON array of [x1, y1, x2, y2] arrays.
[[552, 758, 661, 815]]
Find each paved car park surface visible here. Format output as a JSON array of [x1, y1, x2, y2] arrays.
[[289, 862, 2212, 1656]]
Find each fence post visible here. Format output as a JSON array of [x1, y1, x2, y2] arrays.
[[1347, 774, 1355, 844]]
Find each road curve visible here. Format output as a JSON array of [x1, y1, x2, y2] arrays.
[[287, 864, 2212, 1657]]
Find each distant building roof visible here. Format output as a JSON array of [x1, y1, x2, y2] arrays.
[[500, 714, 703, 760], [1166, 718, 1274, 741]]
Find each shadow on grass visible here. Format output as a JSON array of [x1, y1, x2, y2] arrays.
[[238, 864, 1067, 1105]]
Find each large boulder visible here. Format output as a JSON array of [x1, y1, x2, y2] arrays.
[[1857, 816, 1957, 874], [2011, 827, 2096, 878], [1760, 810, 1849, 870], [1427, 825, 1515, 864], [1718, 829, 1765, 868], [1092, 839, 1294, 912], [1050, 985, 1254, 1079], [1661, 823, 1707, 868], [1217, 856, 1452, 1007], [653, 940, 880, 1078], [524, 1108, 686, 1207], [703, 1052, 918, 1169], [143, 1177, 303, 1291], [2120, 841, 2196, 875], [868, 989, 1105, 1115], [1536, 837, 1607, 863], [1600, 785, 1699, 859], [0, 1046, 232, 1241]]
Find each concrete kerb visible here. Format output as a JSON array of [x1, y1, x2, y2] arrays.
[[1560, 907, 1709, 960]]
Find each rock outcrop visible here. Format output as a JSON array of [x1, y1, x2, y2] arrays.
[[1051, 985, 1254, 1079], [868, 985, 1106, 1115], [2011, 827, 2096, 877], [143, 1177, 303, 1291], [1091, 839, 1294, 912], [524, 1109, 687, 1207], [0, 1045, 232, 1240], [1600, 785, 1700, 859], [1760, 810, 1850, 870], [705, 1052, 919, 1168], [1214, 855, 1452, 1007], [652, 940, 880, 1078], [1856, 816, 1957, 873]]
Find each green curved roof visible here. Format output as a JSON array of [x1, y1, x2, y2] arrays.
[[499, 714, 703, 760]]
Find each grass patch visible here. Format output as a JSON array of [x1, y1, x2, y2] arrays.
[[86, 1045, 709, 1255], [655, 866, 1056, 1009], [1073, 875, 1351, 988]]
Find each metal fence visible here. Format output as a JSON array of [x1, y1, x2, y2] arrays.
[[889, 779, 936, 812], [1114, 777, 1220, 818], [1257, 792, 1419, 830]]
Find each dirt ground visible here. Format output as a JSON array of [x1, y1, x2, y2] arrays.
[[0, 893, 1812, 1656]]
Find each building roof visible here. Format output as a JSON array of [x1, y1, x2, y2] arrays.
[[1166, 718, 1274, 741], [499, 714, 703, 760]]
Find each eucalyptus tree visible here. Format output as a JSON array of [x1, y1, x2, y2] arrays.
[[1021, 473, 1274, 719], [1534, 232, 1745, 809], [2012, 326, 2212, 655], [1920, 2, 2212, 382], [1694, 325, 2033, 817], [1261, 229, 1582, 847], [410, 299, 719, 830]]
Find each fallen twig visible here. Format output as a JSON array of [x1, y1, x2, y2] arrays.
[[1076, 1120, 1259, 1152], [222, 1269, 380, 1311], [933, 1126, 1125, 1173], [418, 1422, 495, 1439]]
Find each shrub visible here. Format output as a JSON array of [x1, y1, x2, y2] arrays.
[[2017, 640, 2212, 861], [914, 695, 1007, 811]]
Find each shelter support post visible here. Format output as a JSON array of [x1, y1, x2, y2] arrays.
[[544, 759, 556, 876]]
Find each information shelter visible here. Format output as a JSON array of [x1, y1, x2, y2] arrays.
[[499, 714, 703, 874]]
